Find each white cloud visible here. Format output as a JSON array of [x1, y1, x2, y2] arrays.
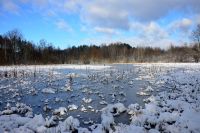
[[94, 27, 118, 34], [130, 21, 168, 43], [0, 0, 20, 14], [81, 0, 129, 30], [55, 19, 72, 32], [78, 0, 200, 31], [169, 18, 193, 33], [144, 22, 168, 39], [77, 21, 174, 49], [63, 0, 81, 13]]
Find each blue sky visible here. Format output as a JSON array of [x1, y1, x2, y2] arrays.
[[0, 0, 200, 49]]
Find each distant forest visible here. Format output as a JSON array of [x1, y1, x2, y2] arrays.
[[0, 28, 200, 65]]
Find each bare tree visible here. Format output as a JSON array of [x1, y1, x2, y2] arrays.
[[5, 29, 23, 64], [192, 24, 200, 47], [191, 24, 200, 62]]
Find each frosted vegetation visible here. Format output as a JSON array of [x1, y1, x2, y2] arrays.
[[0, 63, 200, 133]]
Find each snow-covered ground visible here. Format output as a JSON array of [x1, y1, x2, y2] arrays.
[[0, 64, 111, 71], [0, 63, 200, 133]]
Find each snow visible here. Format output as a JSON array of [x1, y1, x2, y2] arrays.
[[128, 80, 134, 85], [144, 86, 154, 92], [63, 85, 73, 91], [81, 105, 87, 112], [130, 63, 200, 132], [55, 97, 63, 102], [41, 88, 56, 94], [101, 111, 115, 132], [127, 103, 142, 115], [1, 63, 200, 132], [0, 102, 33, 117], [114, 124, 146, 133], [143, 95, 156, 103], [177, 108, 200, 132], [64, 116, 80, 132], [43, 105, 52, 112], [82, 97, 93, 103], [68, 104, 78, 111], [24, 114, 45, 132], [0, 64, 111, 71], [53, 107, 67, 116], [0, 114, 31, 132], [66, 73, 79, 78], [136, 91, 150, 96], [99, 100, 108, 105], [44, 116, 59, 128], [101, 103, 126, 116]]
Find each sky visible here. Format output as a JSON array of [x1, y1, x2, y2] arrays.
[[0, 0, 200, 49]]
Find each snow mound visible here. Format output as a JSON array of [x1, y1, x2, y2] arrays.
[[64, 116, 80, 132]]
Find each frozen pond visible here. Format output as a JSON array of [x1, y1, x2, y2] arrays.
[[0, 64, 154, 126], [1, 63, 200, 133]]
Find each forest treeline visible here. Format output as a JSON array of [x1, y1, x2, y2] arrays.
[[0, 29, 200, 65]]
